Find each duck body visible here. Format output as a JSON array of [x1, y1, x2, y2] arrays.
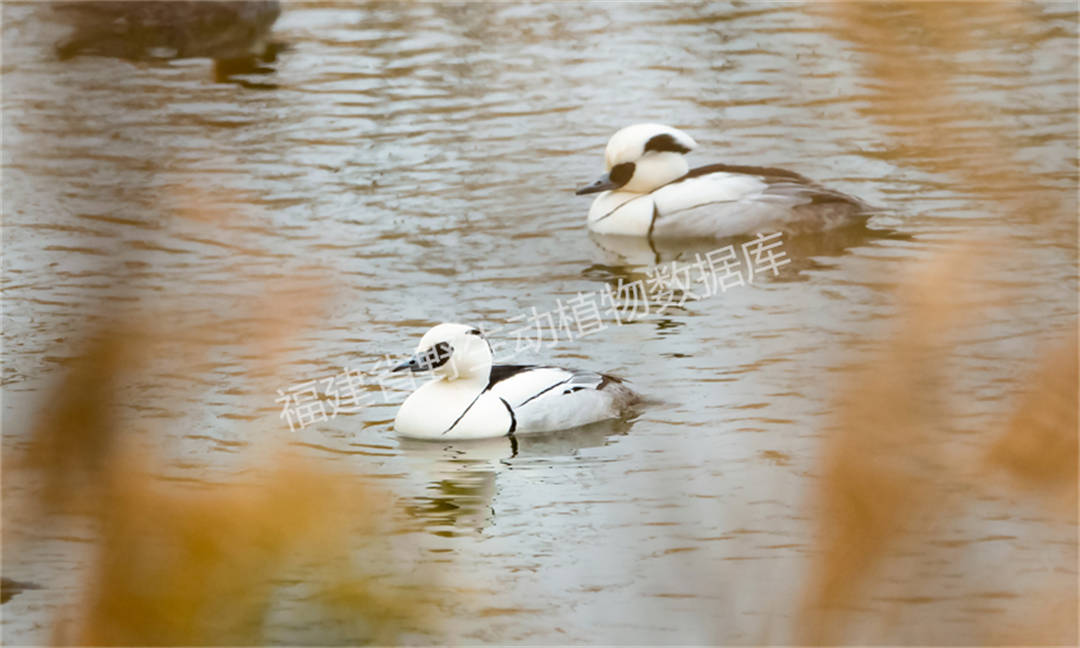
[[578, 124, 870, 239], [392, 324, 639, 440], [395, 377, 514, 440]]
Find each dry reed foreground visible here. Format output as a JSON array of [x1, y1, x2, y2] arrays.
[[797, 3, 1078, 645], [1, 2, 1076, 645], [1, 185, 449, 643]]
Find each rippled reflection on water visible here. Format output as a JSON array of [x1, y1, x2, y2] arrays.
[[2, 2, 1076, 644]]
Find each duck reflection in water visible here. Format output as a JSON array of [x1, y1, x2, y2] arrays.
[[586, 223, 913, 284], [398, 418, 633, 536], [53, 1, 283, 84]]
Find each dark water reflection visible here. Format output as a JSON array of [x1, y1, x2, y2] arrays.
[[399, 420, 631, 536], [52, 0, 282, 84], [2, 1, 1076, 643]]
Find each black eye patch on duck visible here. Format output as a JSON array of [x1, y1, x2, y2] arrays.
[[418, 341, 453, 370], [609, 162, 636, 188], [644, 133, 692, 154]]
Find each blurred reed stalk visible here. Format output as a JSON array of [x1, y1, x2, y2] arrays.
[[4, 190, 444, 645], [798, 3, 1077, 644]]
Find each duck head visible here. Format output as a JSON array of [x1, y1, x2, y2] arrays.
[[576, 124, 697, 196], [392, 323, 493, 384]]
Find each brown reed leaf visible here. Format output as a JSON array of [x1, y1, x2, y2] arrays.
[[18, 325, 150, 518], [799, 249, 980, 643], [986, 334, 1078, 507], [63, 453, 363, 645]]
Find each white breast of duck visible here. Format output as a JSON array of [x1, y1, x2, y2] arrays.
[[392, 323, 639, 440], [576, 123, 870, 239]]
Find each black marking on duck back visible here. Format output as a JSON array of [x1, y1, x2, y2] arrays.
[[645, 133, 693, 154], [802, 187, 866, 206], [671, 163, 865, 209], [486, 364, 536, 391], [676, 162, 812, 184], [597, 373, 626, 390]]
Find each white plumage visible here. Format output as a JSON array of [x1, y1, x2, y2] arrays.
[[392, 323, 639, 440], [576, 123, 871, 238]]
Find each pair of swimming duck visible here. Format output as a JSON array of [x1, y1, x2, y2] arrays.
[[394, 124, 871, 440]]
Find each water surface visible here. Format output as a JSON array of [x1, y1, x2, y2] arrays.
[[2, 2, 1076, 644]]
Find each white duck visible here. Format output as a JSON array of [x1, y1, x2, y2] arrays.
[[392, 323, 639, 440], [576, 123, 870, 239]]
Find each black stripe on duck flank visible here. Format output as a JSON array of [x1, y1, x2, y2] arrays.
[[648, 203, 659, 238], [499, 397, 517, 433], [517, 376, 572, 407]]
